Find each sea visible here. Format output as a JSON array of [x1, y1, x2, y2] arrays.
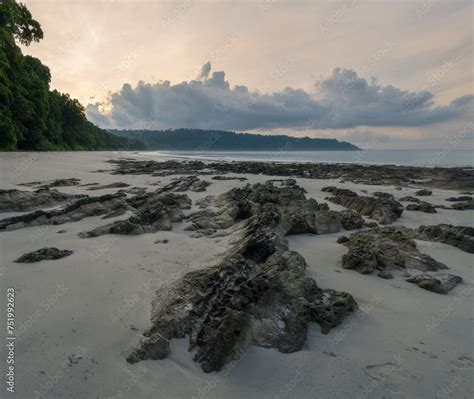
[[141, 150, 473, 168]]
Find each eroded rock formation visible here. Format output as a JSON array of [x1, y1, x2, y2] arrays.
[[127, 181, 358, 372], [14, 247, 73, 263], [0, 188, 86, 213], [322, 186, 403, 224]]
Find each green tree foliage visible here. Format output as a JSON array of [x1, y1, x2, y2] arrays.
[[0, 0, 144, 151]]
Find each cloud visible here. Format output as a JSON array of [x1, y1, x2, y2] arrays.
[[86, 63, 473, 131], [198, 61, 211, 79]]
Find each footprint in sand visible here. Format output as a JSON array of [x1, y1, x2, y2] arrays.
[[450, 355, 474, 370]]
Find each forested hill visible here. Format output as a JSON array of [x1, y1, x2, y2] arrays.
[[110, 129, 360, 151], [0, 0, 144, 151]]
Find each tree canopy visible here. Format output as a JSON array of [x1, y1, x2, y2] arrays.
[[0, 0, 143, 151]]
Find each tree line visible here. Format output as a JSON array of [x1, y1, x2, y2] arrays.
[[0, 0, 144, 151]]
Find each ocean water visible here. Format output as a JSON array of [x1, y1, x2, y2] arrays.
[[142, 150, 473, 167]]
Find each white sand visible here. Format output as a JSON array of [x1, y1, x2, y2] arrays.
[[0, 151, 473, 399]]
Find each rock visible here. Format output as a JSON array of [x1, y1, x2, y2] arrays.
[[406, 274, 462, 294], [446, 196, 472, 202], [14, 247, 73, 263], [322, 187, 403, 224], [79, 193, 191, 237], [283, 178, 297, 186], [399, 196, 420, 203], [337, 235, 349, 244], [406, 201, 437, 213], [57, 229, 67, 234], [108, 159, 474, 190], [86, 182, 130, 190], [410, 224, 474, 253], [154, 239, 169, 244], [373, 192, 395, 200], [451, 200, 474, 210], [415, 189, 432, 196], [128, 181, 357, 372], [0, 192, 127, 232], [0, 188, 86, 213], [340, 227, 448, 276], [377, 269, 393, 279], [162, 176, 211, 192], [21, 178, 81, 189], [212, 176, 247, 182], [364, 221, 378, 228]]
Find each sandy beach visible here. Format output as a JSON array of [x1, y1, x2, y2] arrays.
[[0, 151, 473, 399]]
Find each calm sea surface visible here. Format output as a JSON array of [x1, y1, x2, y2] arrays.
[[142, 150, 473, 167]]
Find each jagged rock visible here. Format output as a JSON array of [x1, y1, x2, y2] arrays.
[[283, 178, 297, 186], [406, 274, 462, 294], [14, 247, 73, 263], [21, 178, 81, 189], [406, 201, 437, 213], [162, 176, 211, 192], [410, 224, 474, 253], [128, 181, 357, 372], [86, 182, 130, 190], [377, 269, 393, 279], [79, 194, 191, 237], [212, 176, 247, 182], [446, 196, 472, 202], [451, 200, 474, 210], [337, 235, 349, 244], [0, 192, 127, 231], [340, 227, 448, 276], [108, 159, 474, 190], [322, 187, 403, 224], [373, 192, 395, 200], [399, 196, 420, 203], [415, 189, 432, 196], [0, 188, 86, 213]]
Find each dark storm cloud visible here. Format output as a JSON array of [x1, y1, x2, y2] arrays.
[[86, 64, 473, 131]]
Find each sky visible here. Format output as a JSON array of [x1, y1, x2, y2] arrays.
[[21, 0, 474, 149]]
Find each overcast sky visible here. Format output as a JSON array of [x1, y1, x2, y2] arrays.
[[22, 0, 473, 149]]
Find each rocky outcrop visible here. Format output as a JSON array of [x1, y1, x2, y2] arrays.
[[446, 196, 472, 202], [20, 178, 81, 189], [399, 196, 420, 203], [108, 159, 474, 190], [415, 189, 432, 196], [14, 247, 73, 263], [410, 224, 474, 254], [406, 201, 437, 213], [161, 176, 211, 192], [212, 176, 248, 182], [0, 188, 86, 213], [322, 186, 403, 224], [127, 181, 357, 372], [86, 182, 130, 190], [340, 227, 448, 277], [451, 200, 474, 210], [0, 192, 127, 231], [79, 193, 191, 237], [406, 274, 462, 294]]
